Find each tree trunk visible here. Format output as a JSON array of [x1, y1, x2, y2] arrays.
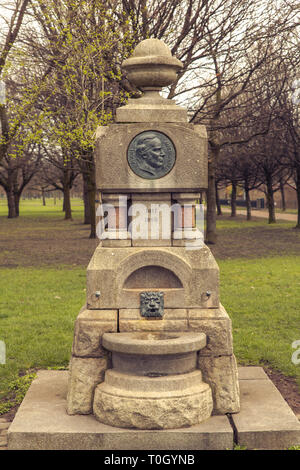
[[83, 177, 91, 224], [42, 189, 46, 206], [245, 184, 252, 221], [63, 169, 72, 220], [279, 180, 286, 211], [14, 192, 20, 217], [87, 169, 96, 239], [295, 166, 300, 229], [6, 186, 16, 218], [205, 145, 219, 244], [266, 176, 276, 223], [80, 152, 96, 238], [230, 181, 237, 217], [63, 185, 72, 220], [215, 180, 222, 216], [5, 170, 17, 218]]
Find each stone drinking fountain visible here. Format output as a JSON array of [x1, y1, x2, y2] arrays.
[[66, 38, 240, 430]]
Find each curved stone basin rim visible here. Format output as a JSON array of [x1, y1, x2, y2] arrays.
[[102, 331, 207, 356]]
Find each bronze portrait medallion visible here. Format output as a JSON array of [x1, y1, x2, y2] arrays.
[[127, 131, 176, 180]]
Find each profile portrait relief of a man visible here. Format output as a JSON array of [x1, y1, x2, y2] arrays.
[[135, 132, 166, 177], [128, 130, 176, 180]]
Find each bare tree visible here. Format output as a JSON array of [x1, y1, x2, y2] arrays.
[[0, 0, 31, 166], [279, 93, 300, 228], [0, 142, 42, 217], [37, 145, 80, 220], [187, 1, 299, 242], [0, 0, 30, 76]]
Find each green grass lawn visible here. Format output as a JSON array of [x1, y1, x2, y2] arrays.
[[0, 196, 84, 219], [220, 256, 300, 380], [0, 198, 300, 414], [0, 267, 86, 412], [216, 217, 296, 231]]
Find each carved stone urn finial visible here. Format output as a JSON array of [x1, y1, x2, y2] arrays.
[[122, 38, 183, 91], [116, 38, 187, 123]]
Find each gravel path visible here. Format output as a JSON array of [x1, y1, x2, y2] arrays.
[[221, 208, 298, 222]]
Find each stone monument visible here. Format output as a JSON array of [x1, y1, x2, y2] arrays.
[[66, 38, 240, 429]]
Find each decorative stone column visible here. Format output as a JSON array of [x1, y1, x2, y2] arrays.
[[172, 192, 203, 246], [99, 194, 131, 247]]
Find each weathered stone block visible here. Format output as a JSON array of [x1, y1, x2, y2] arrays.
[[101, 238, 132, 247], [66, 356, 109, 415], [188, 304, 229, 319], [72, 309, 117, 357], [197, 355, 240, 415], [189, 318, 233, 356], [119, 308, 188, 332], [188, 305, 233, 356]]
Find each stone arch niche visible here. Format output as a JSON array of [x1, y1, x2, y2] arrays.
[[124, 266, 183, 289], [116, 249, 192, 309]]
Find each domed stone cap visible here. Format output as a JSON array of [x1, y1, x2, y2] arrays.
[[131, 38, 172, 58], [122, 38, 183, 90]]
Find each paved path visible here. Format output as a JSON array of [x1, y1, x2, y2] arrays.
[[221, 208, 298, 222]]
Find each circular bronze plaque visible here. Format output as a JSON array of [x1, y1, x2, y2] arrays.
[[127, 131, 176, 180]]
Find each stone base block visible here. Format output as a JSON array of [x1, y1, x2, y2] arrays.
[[197, 354, 240, 415], [188, 305, 233, 356], [93, 370, 213, 429], [66, 356, 109, 415], [7, 368, 300, 450], [72, 308, 118, 357]]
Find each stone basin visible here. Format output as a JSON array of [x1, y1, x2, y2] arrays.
[[102, 331, 207, 356], [94, 330, 213, 429]]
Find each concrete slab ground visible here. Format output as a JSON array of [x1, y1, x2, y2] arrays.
[[7, 367, 300, 450], [234, 367, 300, 450]]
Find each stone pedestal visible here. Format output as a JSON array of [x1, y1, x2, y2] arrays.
[[94, 370, 213, 430], [66, 38, 240, 429]]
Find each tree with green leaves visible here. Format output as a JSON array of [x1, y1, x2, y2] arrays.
[[0, 0, 31, 170]]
